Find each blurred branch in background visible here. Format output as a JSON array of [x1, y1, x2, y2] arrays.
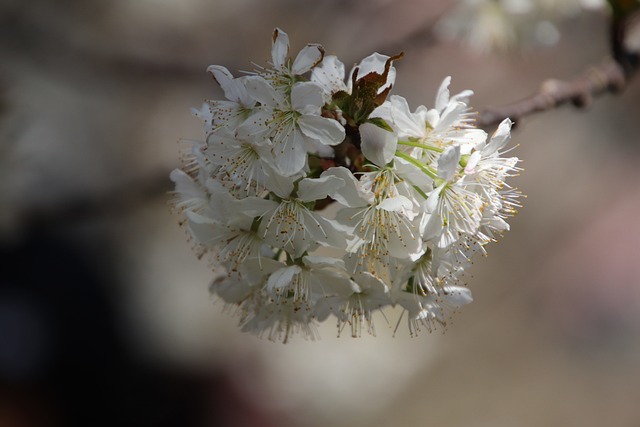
[[479, 5, 640, 127], [477, 58, 628, 127]]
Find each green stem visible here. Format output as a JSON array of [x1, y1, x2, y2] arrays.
[[395, 151, 438, 180], [412, 185, 429, 200], [398, 140, 443, 153]]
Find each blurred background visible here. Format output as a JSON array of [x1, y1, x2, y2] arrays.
[[1, 0, 640, 426]]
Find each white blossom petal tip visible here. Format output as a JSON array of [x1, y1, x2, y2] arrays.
[[359, 122, 397, 167], [271, 28, 290, 69]]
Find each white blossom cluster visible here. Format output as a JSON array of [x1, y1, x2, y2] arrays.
[[171, 29, 521, 342], [436, 0, 606, 53]]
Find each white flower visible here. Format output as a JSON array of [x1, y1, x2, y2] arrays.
[[181, 182, 267, 270], [436, 0, 522, 53], [232, 256, 351, 343], [266, 256, 352, 303], [421, 146, 484, 249], [169, 167, 208, 214], [173, 28, 523, 340], [325, 166, 424, 274], [238, 77, 345, 176], [185, 210, 264, 270], [352, 53, 398, 94], [311, 52, 398, 101], [201, 65, 255, 131], [236, 175, 349, 258], [204, 127, 276, 197], [310, 55, 348, 101], [435, 0, 605, 53], [315, 272, 391, 337], [359, 122, 398, 167], [394, 285, 473, 336], [462, 119, 521, 242], [261, 28, 325, 90], [404, 247, 445, 296], [242, 298, 319, 343], [464, 118, 519, 189], [375, 80, 485, 154]]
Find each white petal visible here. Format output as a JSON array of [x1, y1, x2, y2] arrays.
[[298, 114, 345, 146], [191, 102, 213, 124], [437, 146, 461, 181], [484, 118, 512, 156], [464, 151, 482, 174], [235, 76, 258, 107], [185, 211, 223, 245], [393, 291, 420, 314], [207, 65, 252, 106], [292, 44, 324, 75], [377, 195, 413, 212], [320, 167, 371, 207], [235, 196, 279, 217], [239, 257, 283, 287], [235, 110, 272, 140], [442, 286, 473, 307], [485, 216, 510, 232], [353, 272, 389, 294], [207, 100, 245, 129], [388, 224, 423, 261], [395, 156, 434, 189], [263, 167, 295, 199], [435, 76, 452, 112], [212, 274, 255, 304], [297, 175, 345, 202], [251, 136, 275, 155], [436, 101, 466, 132], [446, 128, 488, 149], [306, 138, 335, 157], [359, 122, 397, 167], [267, 265, 302, 294], [291, 82, 325, 111], [386, 67, 397, 91], [244, 75, 284, 107], [271, 28, 289, 69], [425, 184, 445, 213], [353, 53, 397, 92], [303, 255, 346, 270], [204, 180, 244, 222], [437, 228, 458, 249], [206, 128, 241, 164], [273, 128, 307, 176], [304, 212, 348, 250], [355, 53, 387, 77], [421, 212, 443, 243], [170, 169, 205, 201], [450, 89, 474, 104], [387, 95, 426, 138], [314, 296, 348, 321], [424, 109, 440, 129], [311, 55, 347, 96]]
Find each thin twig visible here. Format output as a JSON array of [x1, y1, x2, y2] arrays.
[[478, 11, 640, 128], [477, 59, 628, 128]]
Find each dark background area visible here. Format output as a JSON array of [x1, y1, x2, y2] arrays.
[[1, 1, 640, 426]]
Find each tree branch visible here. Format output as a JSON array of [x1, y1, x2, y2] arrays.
[[477, 59, 628, 128], [478, 10, 640, 128]]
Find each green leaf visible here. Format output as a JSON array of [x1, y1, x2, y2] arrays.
[[367, 117, 394, 132]]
